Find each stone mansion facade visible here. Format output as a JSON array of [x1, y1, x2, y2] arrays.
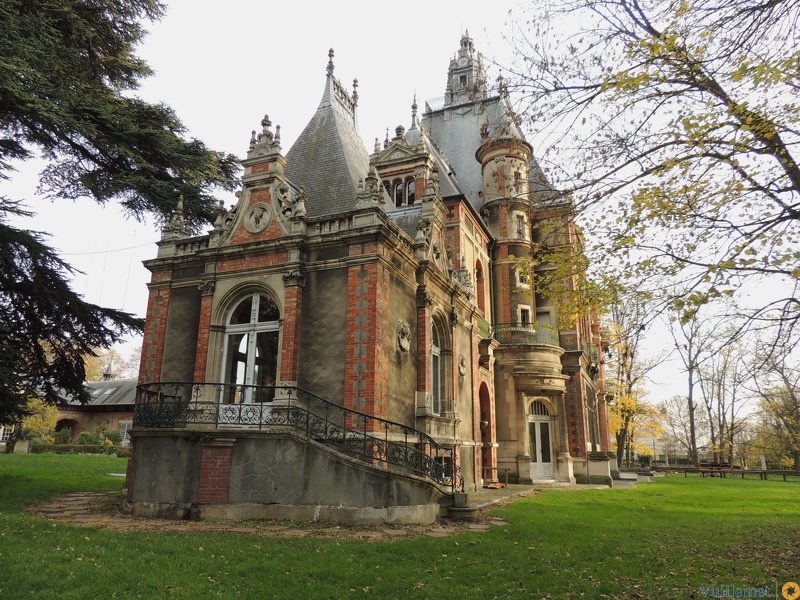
[[128, 35, 613, 524]]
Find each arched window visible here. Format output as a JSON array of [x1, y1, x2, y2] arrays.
[[394, 181, 404, 207], [222, 293, 280, 403], [431, 323, 443, 414], [475, 260, 485, 313], [406, 179, 415, 204]]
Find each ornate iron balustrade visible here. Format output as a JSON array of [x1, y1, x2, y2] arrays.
[[134, 382, 463, 491], [490, 322, 560, 347]]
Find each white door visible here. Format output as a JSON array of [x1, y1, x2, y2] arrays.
[[528, 401, 554, 478]]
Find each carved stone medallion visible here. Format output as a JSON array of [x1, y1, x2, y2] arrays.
[[244, 202, 272, 233]]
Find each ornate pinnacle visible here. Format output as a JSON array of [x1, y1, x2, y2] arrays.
[[327, 48, 334, 76], [353, 78, 359, 105]]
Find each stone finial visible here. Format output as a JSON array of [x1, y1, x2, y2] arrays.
[[354, 166, 386, 210], [246, 115, 281, 158], [383, 128, 389, 150], [327, 48, 335, 76], [374, 137, 381, 153], [411, 94, 418, 125], [162, 194, 189, 240], [353, 78, 359, 105], [394, 124, 405, 139]]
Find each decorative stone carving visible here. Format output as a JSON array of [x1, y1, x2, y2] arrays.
[[416, 289, 433, 308], [458, 353, 467, 377], [446, 248, 456, 278], [415, 217, 432, 245], [282, 269, 306, 288], [244, 202, 272, 233], [431, 241, 441, 265], [247, 115, 281, 158], [197, 281, 216, 296], [354, 166, 386, 210], [397, 319, 411, 352]]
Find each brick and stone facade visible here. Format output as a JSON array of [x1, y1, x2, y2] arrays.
[[128, 35, 612, 524]]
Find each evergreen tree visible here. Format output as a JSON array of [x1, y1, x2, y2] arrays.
[[0, 0, 239, 422]]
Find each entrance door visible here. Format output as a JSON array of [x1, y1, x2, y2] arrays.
[[528, 401, 553, 478]]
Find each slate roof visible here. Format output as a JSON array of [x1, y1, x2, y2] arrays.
[[58, 379, 137, 408], [285, 59, 371, 218], [423, 93, 556, 210]]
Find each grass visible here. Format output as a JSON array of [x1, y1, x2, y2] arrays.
[[1, 454, 798, 599]]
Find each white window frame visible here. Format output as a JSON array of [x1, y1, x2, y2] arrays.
[[513, 211, 528, 241], [517, 305, 532, 327], [220, 293, 281, 404], [431, 324, 443, 415], [514, 267, 530, 289]]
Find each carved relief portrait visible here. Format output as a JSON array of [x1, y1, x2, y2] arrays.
[[397, 319, 411, 352], [244, 202, 272, 233]]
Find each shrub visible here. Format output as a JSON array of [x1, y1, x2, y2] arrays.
[[76, 432, 103, 446], [104, 431, 122, 445], [54, 428, 72, 444]]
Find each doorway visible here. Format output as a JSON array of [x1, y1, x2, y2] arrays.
[[528, 400, 553, 478]]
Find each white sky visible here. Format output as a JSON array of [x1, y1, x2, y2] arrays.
[[4, 0, 689, 403]]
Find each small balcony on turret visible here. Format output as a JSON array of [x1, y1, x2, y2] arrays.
[[490, 322, 560, 347]]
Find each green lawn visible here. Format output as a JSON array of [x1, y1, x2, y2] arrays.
[[1, 454, 798, 599]]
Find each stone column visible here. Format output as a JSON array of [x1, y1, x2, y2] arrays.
[[556, 391, 575, 483], [415, 289, 432, 416]]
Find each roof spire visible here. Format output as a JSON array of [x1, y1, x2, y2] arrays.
[[410, 94, 418, 129], [327, 48, 334, 76], [352, 78, 359, 106]]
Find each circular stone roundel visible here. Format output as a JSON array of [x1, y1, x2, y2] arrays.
[[244, 202, 272, 233]]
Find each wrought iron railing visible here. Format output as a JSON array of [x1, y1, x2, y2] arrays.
[[490, 322, 560, 346], [133, 382, 463, 491]]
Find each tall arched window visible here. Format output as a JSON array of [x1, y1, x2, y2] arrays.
[[406, 179, 415, 204], [222, 293, 280, 403], [475, 260, 485, 313], [394, 181, 404, 207], [431, 322, 444, 415]]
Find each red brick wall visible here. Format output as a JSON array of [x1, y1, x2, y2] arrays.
[[196, 443, 233, 504], [280, 284, 302, 383], [193, 293, 214, 382], [140, 288, 171, 384], [216, 252, 288, 273]]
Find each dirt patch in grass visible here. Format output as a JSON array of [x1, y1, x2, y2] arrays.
[[28, 491, 531, 540]]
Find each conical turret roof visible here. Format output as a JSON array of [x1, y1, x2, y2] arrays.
[[285, 50, 370, 217]]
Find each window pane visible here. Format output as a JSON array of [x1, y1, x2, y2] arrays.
[[252, 331, 279, 401], [224, 333, 248, 403], [395, 182, 404, 207], [407, 180, 415, 204], [257, 294, 279, 322], [230, 297, 253, 325], [540, 422, 551, 463], [431, 354, 441, 413], [529, 424, 538, 463]]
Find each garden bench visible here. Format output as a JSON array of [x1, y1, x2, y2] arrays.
[[737, 470, 768, 480], [699, 463, 733, 477]]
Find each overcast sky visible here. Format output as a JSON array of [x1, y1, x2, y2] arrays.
[[6, 0, 688, 402]]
